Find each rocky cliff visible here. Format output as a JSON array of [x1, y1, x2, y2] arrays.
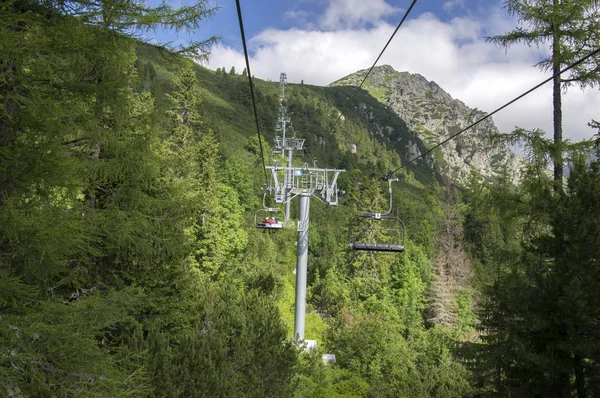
[[330, 65, 522, 182]]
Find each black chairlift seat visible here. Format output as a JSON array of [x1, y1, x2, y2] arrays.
[[350, 242, 404, 252], [348, 213, 406, 253]]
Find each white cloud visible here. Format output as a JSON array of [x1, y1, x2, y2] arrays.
[[443, 0, 465, 13], [208, 46, 246, 74], [283, 8, 318, 30], [207, 4, 599, 142], [319, 0, 400, 30]]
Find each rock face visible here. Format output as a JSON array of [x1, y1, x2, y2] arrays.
[[330, 65, 522, 182]]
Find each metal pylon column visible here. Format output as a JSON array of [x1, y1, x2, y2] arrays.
[[294, 191, 310, 340], [285, 149, 292, 220]]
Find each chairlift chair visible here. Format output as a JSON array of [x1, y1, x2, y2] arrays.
[[255, 208, 284, 229], [254, 193, 284, 230], [348, 178, 406, 253], [348, 213, 405, 252]]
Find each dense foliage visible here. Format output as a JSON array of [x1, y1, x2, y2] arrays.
[[2, 1, 598, 397], [462, 132, 600, 397], [466, 2, 600, 396], [1, 2, 294, 396]]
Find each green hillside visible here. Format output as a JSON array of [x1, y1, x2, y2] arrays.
[[136, 45, 434, 184]]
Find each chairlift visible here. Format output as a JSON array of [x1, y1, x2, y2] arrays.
[[348, 179, 405, 253], [255, 208, 284, 230], [254, 192, 284, 230]]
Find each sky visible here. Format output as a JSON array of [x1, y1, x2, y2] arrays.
[[156, 0, 599, 142]]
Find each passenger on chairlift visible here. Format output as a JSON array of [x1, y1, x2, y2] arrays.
[[263, 218, 270, 225]]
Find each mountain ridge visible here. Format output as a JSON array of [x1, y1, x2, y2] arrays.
[[330, 64, 523, 182]]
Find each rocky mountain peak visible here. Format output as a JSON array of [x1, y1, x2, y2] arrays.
[[375, 64, 396, 75], [330, 66, 522, 182]]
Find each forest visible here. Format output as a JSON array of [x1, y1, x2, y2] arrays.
[[1, 0, 599, 397]]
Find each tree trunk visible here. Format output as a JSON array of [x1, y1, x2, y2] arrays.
[[552, 0, 563, 192], [551, 4, 568, 395], [574, 354, 587, 398], [85, 91, 104, 210], [85, 141, 101, 209]]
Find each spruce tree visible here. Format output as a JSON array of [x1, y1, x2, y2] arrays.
[[465, 129, 600, 397], [0, 0, 220, 393]]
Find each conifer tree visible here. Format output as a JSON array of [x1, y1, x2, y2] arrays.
[[0, 0, 220, 393], [488, 0, 600, 188], [484, 5, 600, 394], [465, 129, 600, 397]]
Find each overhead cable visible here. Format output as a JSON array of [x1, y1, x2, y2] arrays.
[[235, 0, 269, 184], [383, 46, 600, 180], [330, 0, 418, 133]]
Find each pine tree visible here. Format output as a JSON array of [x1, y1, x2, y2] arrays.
[[488, 0, 600, 189]]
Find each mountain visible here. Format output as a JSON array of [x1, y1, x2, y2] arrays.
[[330, 65, 523, 182]]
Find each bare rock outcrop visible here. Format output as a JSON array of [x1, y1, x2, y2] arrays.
[[331, 65, 523, 182]]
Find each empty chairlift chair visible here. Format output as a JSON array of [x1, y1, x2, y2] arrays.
[[348, 213, 405, 252], [348, 179, 406, 253]]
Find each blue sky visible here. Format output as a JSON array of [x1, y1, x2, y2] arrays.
[[167, 0, 501, 51], [152, 0, 599, 142]]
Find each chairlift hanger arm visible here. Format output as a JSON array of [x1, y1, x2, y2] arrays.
[[361, 178, 397, 217]]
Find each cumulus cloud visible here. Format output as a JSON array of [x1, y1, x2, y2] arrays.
[[283, 8, 318, 30], [319, 0, 400, 30], [206, 3, 598, 142], [443, 0, 465, 13]]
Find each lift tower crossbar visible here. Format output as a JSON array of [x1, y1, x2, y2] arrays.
[[266, 166, 343, 207]]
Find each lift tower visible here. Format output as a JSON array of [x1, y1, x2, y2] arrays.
[[272, 73, 304, 221], [267, 164, 344, 340], [266, 73, 345, 341]]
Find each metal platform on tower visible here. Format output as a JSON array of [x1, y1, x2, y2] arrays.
[[266, 164, 344, 206], [273, 136, 305, 153]]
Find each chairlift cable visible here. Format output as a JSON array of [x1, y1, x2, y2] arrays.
[[235, 0, 269, 185], [382, 46, 600, 181], [329, 0, 418, 134]]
